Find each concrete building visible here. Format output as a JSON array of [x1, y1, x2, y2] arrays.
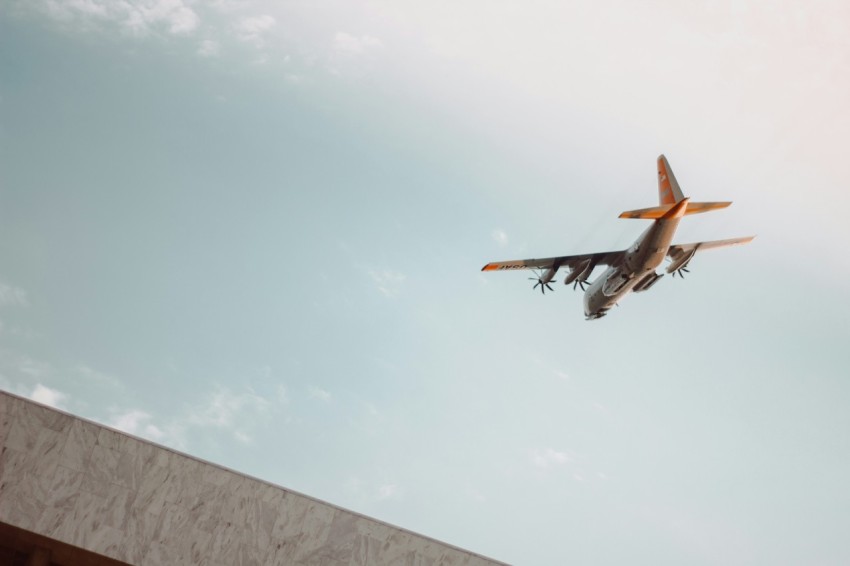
[[0, 391, 508, 566]]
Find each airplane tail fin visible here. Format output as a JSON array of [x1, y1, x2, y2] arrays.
[[657, 154, 684, 205], [618, 155, 732, 219]]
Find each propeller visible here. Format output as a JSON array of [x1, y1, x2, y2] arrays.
[[572, 279, 589, 291], [672, 267, 690, 278], [529, 276, 555, 294]]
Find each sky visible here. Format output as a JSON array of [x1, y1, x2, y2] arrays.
[[2, 1, 850, 564]]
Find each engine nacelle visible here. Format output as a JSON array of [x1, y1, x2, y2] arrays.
[[666, 249, 696, 274], [564, 259, 593, 285], [539, 266, 557, 284]]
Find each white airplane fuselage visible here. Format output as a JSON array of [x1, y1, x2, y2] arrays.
[[583, 198, 688, 319]]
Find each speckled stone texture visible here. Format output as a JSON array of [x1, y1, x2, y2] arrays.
[[0, 391, 508, 566]]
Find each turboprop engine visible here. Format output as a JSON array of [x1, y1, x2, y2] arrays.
[[563, 259, 594, 290], [530, 266, 557, 294], [666, 248, 697, 278]]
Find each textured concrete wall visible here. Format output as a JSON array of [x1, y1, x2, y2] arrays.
[[0, 392, 508, 566]]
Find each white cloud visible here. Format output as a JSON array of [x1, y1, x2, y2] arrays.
[[132, 0, 198, 35], [333, 32, 383, 56], [232, 430, 253, 444], [29, 384, 67, 409], [530, 447, 572, 469], [377, 483, 400, 500], [0, 282, 29, 307], [37, 0, 199, 36], [44, 0, 108, 20], [108, 409, 164, 440], [77, 382, 286, 450], [188, 386, 270, 428], [197, 39, 220, 57], [97, 384, 279, 448], [368, 269, 406, 297], [276, 384, 289, 404], [251, 53, 271, 66], [154, 0, 198, 34], [491, 229, 509, 246], [308, 385, 332, 402], [236, 14, 276, 46]]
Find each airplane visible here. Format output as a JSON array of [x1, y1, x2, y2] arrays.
[[481, 155, 754, 320]]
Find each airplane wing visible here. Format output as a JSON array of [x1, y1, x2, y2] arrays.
[[666, 236, 755, 274], [481, 250, 624, 272]]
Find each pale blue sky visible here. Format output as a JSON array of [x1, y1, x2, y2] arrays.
[[2, 1, 850, 564]]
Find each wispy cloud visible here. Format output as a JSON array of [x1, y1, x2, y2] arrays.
[[530, 447, 572, 469], [531, 356, 572, 384], [137, 0, 199, 35], [0, 282, 29, 307], [333, 32, 383, 56], [591, 401, 610, 416], [308, 385, 332, 402], [491, 229, 509, 247], [197, 39, 220, 57], [235, 14, 276, 47], [37, 0, 200, 36], [187, 385, 270, 429], [107, 408, 165, 440], [44, 0, 108, 19], [102, 384, 278, 448], [29, 383, 68, 409], [329, 32, 384, 75], [377, 483, 400, 500], [276, 384, 289, 405], [368, 269, 406, 297]]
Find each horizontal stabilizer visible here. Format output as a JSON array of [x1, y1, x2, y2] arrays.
[[619, 201, 731, 219]]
